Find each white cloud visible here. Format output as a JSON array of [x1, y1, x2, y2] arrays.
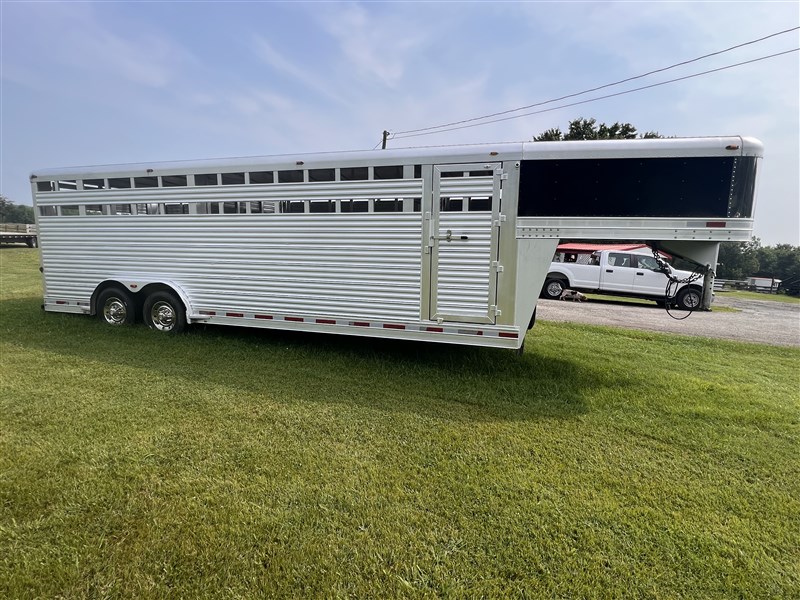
[[4, 2, 191, 90], [313, 2, 428, 88], [251, 36, 346, 105], [227, 89, 295, 117]]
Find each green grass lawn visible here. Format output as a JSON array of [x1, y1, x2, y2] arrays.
[[1, 248, 799, 598], [716, 289, 800, 304]]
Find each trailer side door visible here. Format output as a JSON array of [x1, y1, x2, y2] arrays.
[[428, 163, 501, 324]]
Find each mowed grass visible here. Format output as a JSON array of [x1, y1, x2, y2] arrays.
[[1, 247, 798, 599], [716, 289, 800, 304]]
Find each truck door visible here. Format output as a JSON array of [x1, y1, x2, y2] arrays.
[[428, 163, 501, 324], [632, 254, 668, 297], [601, 252, 637, 292], [570, 252, 602, 289]]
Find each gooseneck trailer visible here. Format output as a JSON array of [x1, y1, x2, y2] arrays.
[[31, 136, 762, 350]]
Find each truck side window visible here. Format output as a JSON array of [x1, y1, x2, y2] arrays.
[[608, 253, 631, 268], [589, 253, 600, 266], [637, 256, 659, 271]]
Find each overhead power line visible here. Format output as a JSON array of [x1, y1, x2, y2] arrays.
[[389, 47, 799, 141], [387, 26, 799, 140]]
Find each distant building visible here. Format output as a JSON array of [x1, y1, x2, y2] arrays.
[[746, 276, 781, 293]]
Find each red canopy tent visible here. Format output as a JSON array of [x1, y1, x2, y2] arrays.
[[556, 243, 649, 253]]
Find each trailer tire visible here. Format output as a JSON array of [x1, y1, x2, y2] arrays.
[[676, 287, 702, 311], [143, 290, 186, 334], [542, 278, 567, 299], [97, 287, 136, 326]]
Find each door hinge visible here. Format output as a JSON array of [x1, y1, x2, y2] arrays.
[[492, 261, 504, 273], [490, 305, 502, 316], [494, 214, 507, 227], [500, 173, 509, 180]]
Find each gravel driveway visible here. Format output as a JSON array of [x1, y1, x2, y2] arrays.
[[536, 294, 800, 347]]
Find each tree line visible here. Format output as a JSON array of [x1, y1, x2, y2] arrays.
[[717, 238, 799, 285], [0, 196, 35, 224], [533, 117, 662, 141]]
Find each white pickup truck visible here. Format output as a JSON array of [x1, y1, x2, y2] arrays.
[[540, 248, 705, 310]]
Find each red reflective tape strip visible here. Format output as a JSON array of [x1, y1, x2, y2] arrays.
[[316, 318, 336, 325], [255, 314, 272, 320], [285, 316, 304, 322], [426, 326, 444, 333], [352, 321, 370, 327], [55, 300, 67, 305], [383, 323, 406, 330], [200, 310, 216, 316], [226, 312, 244, 318], [706, 221, 726, 228], [499, 332, 519, 338]]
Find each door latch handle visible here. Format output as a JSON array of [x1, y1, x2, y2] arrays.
[[435, 229, 469, 242]]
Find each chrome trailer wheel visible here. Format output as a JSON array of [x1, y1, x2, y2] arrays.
[[143, 291, 187, 333], [97, 287, 135, 326]]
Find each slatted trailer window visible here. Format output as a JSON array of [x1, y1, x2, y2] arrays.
[[35, 163, 426, 217]]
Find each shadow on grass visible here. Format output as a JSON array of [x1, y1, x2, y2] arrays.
[[0, 297, 631, 422]]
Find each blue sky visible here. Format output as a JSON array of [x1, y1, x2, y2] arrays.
[[2, 1, 798, 244]]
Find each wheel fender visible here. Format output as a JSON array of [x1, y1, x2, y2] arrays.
[[677, 283, 703, 297], [93, 278, 195, 319], [151, 280, 195, 319], [546, 270, 571, 288]]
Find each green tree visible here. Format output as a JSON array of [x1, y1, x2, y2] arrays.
[[717, 238, 799, 284], [0, 196, 35, 224], [535, 127, 563, 141], [534, 117, 661, 141], [756, 244, 800, 281], [717, 238, 761, 279]]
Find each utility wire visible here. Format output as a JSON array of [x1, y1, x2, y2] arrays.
[[390, 26, 799, 138], [390, 48, 799, 140]]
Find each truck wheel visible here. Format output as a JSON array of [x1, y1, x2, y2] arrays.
[[542, 278, 566, 299], [676, 287, 702, 311], [143, 290, 186, 333], [97, 287, 136, 326]]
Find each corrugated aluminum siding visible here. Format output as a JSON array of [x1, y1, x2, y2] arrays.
[[436, 212, 494, 318], [37, 180, 425, 322], [433, 175, 497, 320]]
